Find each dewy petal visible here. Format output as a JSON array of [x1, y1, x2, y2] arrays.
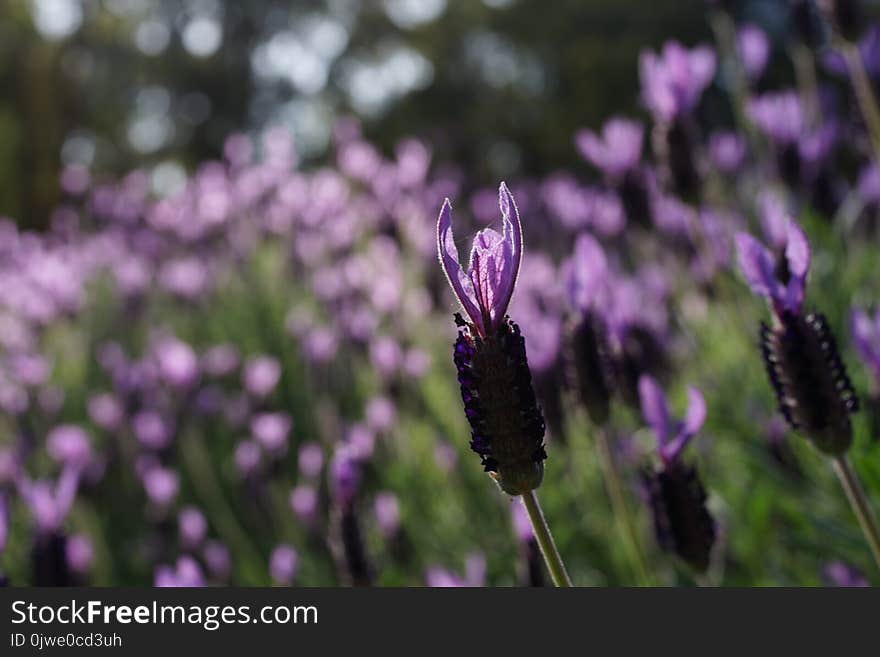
[[437, 199, 484, 334], [735, 231, 781, 303], [639, 374, 671, 448]]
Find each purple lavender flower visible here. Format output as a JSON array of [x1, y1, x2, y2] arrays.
[[639, 41, 716, 122], [132, 410, 173, 450], [141, 466, 179, 508], [638, 376, 707, 467], [822, 560, 869, 586], [735, 220, 810, 319], [155, 556, 205, 587], [575, 118, 644, 180], [154, 336, 199, 389], [202, 541, 231, 581], [269, 544, 299, 585], [439, 183, 547, 495], [365, 396, 396, 433], [851, 307, 880, 382], [250, 412, 292, 457], [737, 24, 770, 80], [737, 223, 858, 454], [46, 425, 93, 470], [234, 440, 262, 477], [289, 484, 319, 526], [748, 91, 804, 146], [330, 447, 361, 508], [297, 441, 325, 479], [242, 355, 281, 398], [179, 506, 208, 550], [638, 375, 716, 572], [425, 553, 487, 587], [65, 534, 94, 577], [373, 492, 401, 538], [708, 131, 747, 174]]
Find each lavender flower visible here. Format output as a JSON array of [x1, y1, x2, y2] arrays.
[[373, 492, 401, 538], [822, 560, 869, 586], [639, 375, 716, 572], [179, 506, 208, 550], [575, 118, 644, 180], [65, 534, 94, 577], [438, 183, 546, 495], [737, 24, 770, 81], [851, 307, 880, 382], [242, 355, 281, 398], [709, 131, 747, 174], [269, 544, 299, 585], [639, 42, 717, 122], [736, 223, 858, 454], [46, 425, 93, 470]]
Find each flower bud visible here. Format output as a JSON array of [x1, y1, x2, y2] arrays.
[[761, 312, 858, 454]]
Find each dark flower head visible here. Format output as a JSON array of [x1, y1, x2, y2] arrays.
[[735, 219, 810, 320], [438, 182, 522, 339], [638, 376, 715, 572]]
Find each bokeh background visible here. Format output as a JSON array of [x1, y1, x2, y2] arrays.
[[1, 0, 880, 586]]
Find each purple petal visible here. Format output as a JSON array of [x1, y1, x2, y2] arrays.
[[437, 199, 483, 334], [639, 374, 671, 447], [735, 232, 781, 302], [783, 221, 810, 313], [683, 386, 707, 437], [496, 181, 523, 318]]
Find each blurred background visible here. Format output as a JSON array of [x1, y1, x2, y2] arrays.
[[3, 0, 880, 588], [0, 0, 723, 228]]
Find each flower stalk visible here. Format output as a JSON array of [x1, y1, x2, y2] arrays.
[[593, 426, 654, 586], [520, 490, 572, 587], [831, 455, 880, 570]]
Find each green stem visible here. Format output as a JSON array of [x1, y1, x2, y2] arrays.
[[520, 490, 573, 587], [844, 43, 880, 164], [594, 426, 654, 586], [832, 456, 880, 571]]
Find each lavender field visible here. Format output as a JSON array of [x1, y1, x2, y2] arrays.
[[2, 0, 880, 587]]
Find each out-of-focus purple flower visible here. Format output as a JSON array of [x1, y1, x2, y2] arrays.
[[346, 423, 376, 461], [154, 336, 199, 389], [365, 396, 397, 433], [437, 182, 522, 338], [0, 448, 19, 486], [737, 24, 770, 80], [132, 410, 173, 450], [65, 534, 94, 576], [709, 131, 747, 173], [250, 412, 292, 456], [639, 41, 716, 122], [510, 500, 534, 543], [60, 164, 91, 196], [373, 492, 401, 538], [234, 440, 262, 477], [434, 441, 458, 474], [297, 441, 324, 479], [857, 163, 880, 205], [10, 352, 50, 386], [851, 307, 880, 381], [289, 485, 318, 526], [758, 190, 790, 250], [269, 544, 299, 585], [369, 336, 403, 379], [88, 392, 123, 431], [0, 493, 8, 555], [142, 466, 179, 507], [158, 257, 208, 300], [331, 447, 361, 507], [822, 561, 869, 587], [46, 425, 93, 469], [735, 220, 810, 317], [202, 344, 240, 377], [651, 193, 697, 238], [639, 375, 707, 465], [179, 506, 208, 550], [155, 556, 205, 587], [403, 347, 431, 378], [202, 540, 231, 580], [242, 355, 281, 398], [575, 118, 644, 179], [425, 553, 487, 587], [19, 469, 79, 535], [563, 233, 609, 312], [748, 91, 804, 144]]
